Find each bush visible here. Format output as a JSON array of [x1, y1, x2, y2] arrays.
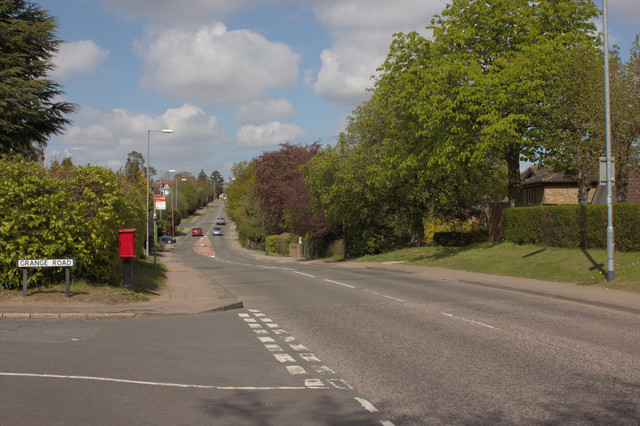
[[504, 203, 639, 251], [0, 157, 145, 289], [265, 235, 278, 254]]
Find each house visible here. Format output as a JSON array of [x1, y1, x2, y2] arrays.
[[520, 165, 640, 205]]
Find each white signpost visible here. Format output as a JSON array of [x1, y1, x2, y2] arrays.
[[17, 259, 76, 297]]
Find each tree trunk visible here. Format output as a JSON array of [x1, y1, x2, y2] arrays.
[[506, 147, 522, 207], [409, 213, 425, 246], [577, 170, 589, 205]]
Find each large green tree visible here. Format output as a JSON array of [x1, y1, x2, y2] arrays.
[[429, 0, 600, 205], [0, 0, 76, 160]]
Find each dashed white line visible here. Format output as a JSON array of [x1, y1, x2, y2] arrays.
[[441, 312, 500, 330], [294, 271, 315, 278], [324, 278, 355, 289]]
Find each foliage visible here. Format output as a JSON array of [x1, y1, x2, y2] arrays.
[[209, 170, 225, 199], [0, 156, 145, 289], [0, 0, 77, 160], [226, 160, 263, 242], [504, 203, 639, 251], [265, 235, 278, 254], [253, 142, 334, 237]]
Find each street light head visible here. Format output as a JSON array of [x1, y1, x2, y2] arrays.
[[169, 169, 176, 173], [162, 129, 174, 133]]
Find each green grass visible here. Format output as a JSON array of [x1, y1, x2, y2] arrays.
[[354, 242, 640, 292]]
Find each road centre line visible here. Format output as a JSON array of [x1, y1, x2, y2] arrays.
[[0, 372, 309, 391], [355, 397, 380, 413], [324, 278, 355, 289], [441, 312, 501, 330], [294, 271, 315, 278]]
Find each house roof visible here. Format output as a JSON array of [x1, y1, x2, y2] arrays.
[[521, 165, 598, 186]]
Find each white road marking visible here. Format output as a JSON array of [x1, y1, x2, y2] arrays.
[[0, 372, 310, 390], [274, 354, 296, 363], [300, 353, 321, 363], [257, 336, 275, 343], [294, 271, 315, 278], [441, 312, 500, 330], [305, 379, 327, 388], [324, 279, 355, 289], [265, 344, 283, 352], [355, 397, 380, 413], [289, 343, 309, 351], [382, 294, 405, 303], [286, 365, 307, 375]]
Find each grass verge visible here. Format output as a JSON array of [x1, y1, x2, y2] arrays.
[[0, 259, 167, 304], [354, 242, 640, 293]]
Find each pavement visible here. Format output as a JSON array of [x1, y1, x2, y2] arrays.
[[2, 221, 639, 319]]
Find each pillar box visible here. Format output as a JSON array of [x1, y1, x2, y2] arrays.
[[118, 229, 137, 259]]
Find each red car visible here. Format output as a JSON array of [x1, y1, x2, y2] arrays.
[[191, 227, 203, 236]]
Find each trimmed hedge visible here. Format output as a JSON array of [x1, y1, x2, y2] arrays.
[[504, 203, 639, 252], [433, 230, 489, 247]]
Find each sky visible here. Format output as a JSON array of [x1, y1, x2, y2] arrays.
[[39, 0, 639, 180]]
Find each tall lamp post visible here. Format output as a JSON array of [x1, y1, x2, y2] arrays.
[[169, 169, 176, 237], [146, 129, 173, 259]]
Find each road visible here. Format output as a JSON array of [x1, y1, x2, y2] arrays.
[[2, 202, 639, 424]]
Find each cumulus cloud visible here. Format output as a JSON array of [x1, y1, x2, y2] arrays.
[[234, 98, 296, 124], [135, 23, 300, 105], [45, 104, 224, 172], [50, 40, 110, 81], [309, 0, 442, 107], [103, 0, 257, 21], [236, 122, 306, 148]]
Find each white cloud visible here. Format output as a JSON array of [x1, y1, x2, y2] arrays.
[[309, 0, 445, 107], [236, 122, 306, 147], [50, 40, 110, 81], [234, 98, 296, 124], [135, 23, 300, 106], [45, 104, 224, 172]]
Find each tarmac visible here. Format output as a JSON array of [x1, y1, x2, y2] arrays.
[[2, 223, 639, 319]]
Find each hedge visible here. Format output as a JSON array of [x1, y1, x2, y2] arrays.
[[504, 203, 639, 252]]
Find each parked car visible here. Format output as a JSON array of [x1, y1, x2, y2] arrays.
[[159, 235, 176, 244], [216, 217, 225, 225], [192, 227, 203, 236], [212, 227, 223, 236]]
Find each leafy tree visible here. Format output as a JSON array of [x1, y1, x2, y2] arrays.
[[428, 0, 600, 205], [0, 0, 77, 160], [611, 35, 640, 201], [124, 151, 154, 183], [253, 142, 333, 237], [538, 44, 605, 204], [226, 160, 262, 244]]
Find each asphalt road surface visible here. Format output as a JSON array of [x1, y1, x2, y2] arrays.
[[2, 203, 639, 425]]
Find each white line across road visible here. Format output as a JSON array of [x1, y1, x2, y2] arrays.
[[0, 372, 309, 390]]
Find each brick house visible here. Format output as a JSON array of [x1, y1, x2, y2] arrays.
[[520, 165, 640, 205]]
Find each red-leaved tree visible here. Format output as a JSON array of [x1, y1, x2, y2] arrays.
[[252, 143, 334, 236]]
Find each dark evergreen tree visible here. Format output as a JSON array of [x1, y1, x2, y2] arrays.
[[0, 0, 77, 160]]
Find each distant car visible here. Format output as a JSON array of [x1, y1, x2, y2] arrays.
[[212, 227, 223, 236], [216, 217, 225, 225], [159, 235, 176, 244], [192, 227, 203, 236]]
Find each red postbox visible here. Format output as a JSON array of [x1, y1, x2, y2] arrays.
[[118, 229, 137, 259]]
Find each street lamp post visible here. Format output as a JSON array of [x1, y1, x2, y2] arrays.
[[169, 169, 176, 237], [146, 129, 173, 260]]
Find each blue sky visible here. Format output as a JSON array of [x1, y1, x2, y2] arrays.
[[39, 0, 639, 180]]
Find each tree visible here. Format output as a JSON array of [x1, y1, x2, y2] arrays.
[[253, 142, 333, 237], [537, 44, 605, 204], [209, 170, 224, 199], [611, 35, 640, 201], [0, 0, 77, 160], [428, 0, 600, 205], [124, 151, 153, 183]]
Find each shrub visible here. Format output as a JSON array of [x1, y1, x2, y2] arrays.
[[504, 203, 639, 251]]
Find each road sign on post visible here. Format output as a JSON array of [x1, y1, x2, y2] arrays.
[[155, 196, 166, 210]]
